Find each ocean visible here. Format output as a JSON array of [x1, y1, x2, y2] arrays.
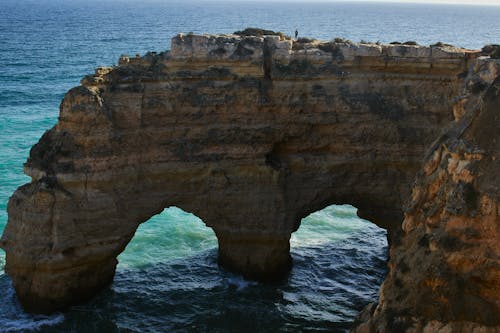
[[0, 1, 498, 332]]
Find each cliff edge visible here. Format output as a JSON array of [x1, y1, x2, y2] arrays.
[[353, 72, 500, 333]]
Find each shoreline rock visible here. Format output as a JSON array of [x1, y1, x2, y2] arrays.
[[0, 32, 498, 330], [352, 71, 500, 333]]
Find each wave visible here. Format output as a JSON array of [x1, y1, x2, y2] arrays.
[[0, 277, 65, 332]]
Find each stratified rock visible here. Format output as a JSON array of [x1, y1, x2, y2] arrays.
[[352, 75, 500, 332], [0, 33, 496, 316]]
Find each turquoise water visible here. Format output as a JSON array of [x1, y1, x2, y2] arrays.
[[118, 207, 218, 269], [0, 0, 499, 331], [0, 205, 386, 332]]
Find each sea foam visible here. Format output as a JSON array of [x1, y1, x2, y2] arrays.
[[0, 278, 64, 332]]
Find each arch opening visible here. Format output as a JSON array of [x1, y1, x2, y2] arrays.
[[0, 206, 222, 331], [0, 204, 389, 332], [288, 204, 388, 329], [118, 206, 218, 269]]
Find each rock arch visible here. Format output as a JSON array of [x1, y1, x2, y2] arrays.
[[0, 33, 497, 322], [289, 204, 389, 324], [117, 205, 217, 267]]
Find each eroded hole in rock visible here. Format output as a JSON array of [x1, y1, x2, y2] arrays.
[[33, 205, 386, 332], [118, 206, 218, 268], [289, 204, 388, 327]]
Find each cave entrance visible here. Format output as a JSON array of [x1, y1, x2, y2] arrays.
[[288, 204, 388, 325], [117, 206, 218, 269]]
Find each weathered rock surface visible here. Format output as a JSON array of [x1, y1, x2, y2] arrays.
[[0, 32, 497, 320], [352, 69, 500, 332]]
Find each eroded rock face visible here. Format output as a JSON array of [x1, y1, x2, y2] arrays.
[[352, 75, 500, 332], [0, 33, 494, 314]]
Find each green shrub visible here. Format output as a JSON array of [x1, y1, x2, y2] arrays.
[[317, 43, 343, 59], [430, 41, 454, 47], [296, 37, 315, 43], [390, 41, 420, 46], [481, 44, 500, 58], [333, 37, 352, 44], [292, 37, 317, 50], [234, 27, 288, 39], [318, 42, 336, 53]]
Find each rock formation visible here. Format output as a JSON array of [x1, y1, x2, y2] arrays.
[[352, 59, 500, 333], [0, 32, 497, 329]]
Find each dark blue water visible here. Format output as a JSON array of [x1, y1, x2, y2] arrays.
[[0, 0, 498, 331]]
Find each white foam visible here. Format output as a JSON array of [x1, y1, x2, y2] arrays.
[[1, 314, 65, 332], [227, 275, 258, 291], [0, 279, 65, 332]]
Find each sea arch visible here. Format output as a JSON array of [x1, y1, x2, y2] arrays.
[[289, 204, 388, 319], [0, 33, 479, 313], [117, 206, 217, 269]]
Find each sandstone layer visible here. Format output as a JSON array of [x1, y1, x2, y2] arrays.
[[352, 66, 500, 332], [0, 32, 496, 321]]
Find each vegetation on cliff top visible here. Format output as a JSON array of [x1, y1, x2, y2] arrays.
[[390, 41, 419, 46], [430, 41, 454, 48], [233, 27, 289, 40], [482, 44, 500, 59]]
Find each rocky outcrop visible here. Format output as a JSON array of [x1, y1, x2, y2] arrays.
[[353, 67, 500, 332], [0, 32, 495, 317]]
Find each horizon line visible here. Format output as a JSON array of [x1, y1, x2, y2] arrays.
[[175, 0, 500, 6], [4, 0, 500, 5]]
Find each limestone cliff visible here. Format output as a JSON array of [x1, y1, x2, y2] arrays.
[[0, 32, 497, 322], [352, 67, 500, 332]]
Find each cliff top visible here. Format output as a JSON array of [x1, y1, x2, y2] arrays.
[[167, 32, 480, 61], [82, 31, 499, 88]]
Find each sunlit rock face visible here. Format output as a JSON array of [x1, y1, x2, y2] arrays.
[[352, 74, 500, 332], [0, 33, 495, 316]]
